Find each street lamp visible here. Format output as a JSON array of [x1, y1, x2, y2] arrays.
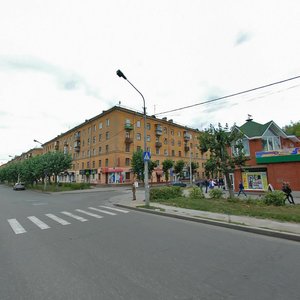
[[33, 139, 43, 146], [116, 69, 150, 206]]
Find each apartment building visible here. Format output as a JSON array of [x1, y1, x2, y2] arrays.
[[42, 106, 207, 184]]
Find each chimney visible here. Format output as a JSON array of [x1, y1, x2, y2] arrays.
[[246, 114, 253, 122]]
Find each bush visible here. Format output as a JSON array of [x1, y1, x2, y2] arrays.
[[189, 187, 205, 199], [262, 191, 286, 206], [209, 188, 223, 199], [150, 186, 183, 200]]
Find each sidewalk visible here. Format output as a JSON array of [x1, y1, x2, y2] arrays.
[[111, 188, 300, 242]]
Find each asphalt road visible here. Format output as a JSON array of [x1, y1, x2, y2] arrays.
[[1, 184, 300, 300]]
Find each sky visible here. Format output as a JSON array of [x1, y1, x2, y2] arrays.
[[1, 0, 300, 164]]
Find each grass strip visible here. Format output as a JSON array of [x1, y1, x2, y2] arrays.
[[151, 197, 300, 223]]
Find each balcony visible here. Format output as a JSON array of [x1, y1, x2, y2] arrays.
[[256, 147, 300, 163], [75, 132, 80, 141], [124, 123, 133, 130], [155, 125, 162, 136], [184, 145, 190, 152], [183, 133, 190, 142], [155, 141, 162, 148], [125, 137, 133, 144]]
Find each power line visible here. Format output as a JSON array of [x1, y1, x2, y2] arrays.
[[155, 75, 300, 116]]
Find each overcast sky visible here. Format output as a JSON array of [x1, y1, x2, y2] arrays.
[[1, 0, 300, 164]]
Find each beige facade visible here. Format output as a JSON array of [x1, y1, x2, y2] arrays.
[[42, 106, 207, 184]]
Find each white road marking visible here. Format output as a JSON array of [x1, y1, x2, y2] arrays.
[[88, 207, 116, 215], [75, 209, 103, 219], [61, 211, 88, 222], [99, 206, 129, 213], [8, 219, 27, 234], [27, 216, 50, 230], [45, 214, 71, 225]]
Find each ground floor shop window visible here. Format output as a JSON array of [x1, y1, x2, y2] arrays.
[[242, 171, 268, 190]]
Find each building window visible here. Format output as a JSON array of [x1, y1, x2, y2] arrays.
[[171, 130, 174, 136], [93, 136, 96, 144], [232, 138, 250, 156], [99, 134, 102, 141], [125, 158, 131, 166], [178, 141, 181, 146], [137, 146, 141, 151], [92, 161, 95, 168], [125, 131, 130, 138], [164, 149, 168, 156], [179, 151, 182, 157], [164, 138, 168, 144], [106, 131, 110, 140], [163, 127, 167, 134], [106, 119, 110, 127], [88, 127, 91, 134], [105, 145, 109, 153], [125, 144, 130, 152], [98, 147, 102, 154], [136, 133, 141, 140], [82, 162, 84, 169], [136, 121, 141, 128], [98, 160, 102, 167], [87, 150, 90, 157], [82, 140, 85, 146], [262, 136, 281, 151], [99, 122, 103, 129], [105, 159, 109, 167], [147, 135, 151, 142], [87, 161, 90, 168], [178, 131, 181, 137], [87, 138, 90, 145], [93, 125, 96, 132], [171, 139, 174, 146], [93, 148, 96, 156], [146, 123, 151, 130], [171, 150, 175, 156], [156, 148, 160, 155]]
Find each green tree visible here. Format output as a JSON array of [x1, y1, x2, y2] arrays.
[[162, 159, 174, 182], [174, 160, 185, 179], [190, 161, 199, 175], [131, 149, 157, 181], [198, 123, 247, 198], [283, 121, 300, 136], [43, 151, 72, 183]]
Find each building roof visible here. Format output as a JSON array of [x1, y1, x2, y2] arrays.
[[234, 120, 300, 142]]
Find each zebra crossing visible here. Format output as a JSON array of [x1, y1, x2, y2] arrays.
[[7, 206, 129, 235]]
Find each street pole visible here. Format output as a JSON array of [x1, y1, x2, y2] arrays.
[[190, 150, 192, 186], [116, 70, 150, 206]]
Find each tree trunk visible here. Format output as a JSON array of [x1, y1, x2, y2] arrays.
[[225, 172, 234, 199]]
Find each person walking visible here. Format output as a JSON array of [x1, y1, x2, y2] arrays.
[[238, 181, 247, 196], [282, 182, 295, 204], [132, 179, 138, 201]]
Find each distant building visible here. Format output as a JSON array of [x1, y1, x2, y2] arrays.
[[42, 106, 207, 184], [231, 119, 300, 191]]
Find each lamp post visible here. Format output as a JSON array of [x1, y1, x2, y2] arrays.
[[33, 139, 43, 146], [116, 69, 150, 206]]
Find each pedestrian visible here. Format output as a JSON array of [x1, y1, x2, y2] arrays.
[[132, 179, 138, 201], [282, 182, 295, 204], [204, 178, 209, 193], [237, 181, 247, 196], [209, 179, 216, 189]]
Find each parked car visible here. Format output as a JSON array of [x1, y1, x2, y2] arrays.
[[171, 181, 187, 187], [13, 183, 25, 191]]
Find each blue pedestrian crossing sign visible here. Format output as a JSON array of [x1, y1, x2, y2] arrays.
[[143, 151, 151, 161]]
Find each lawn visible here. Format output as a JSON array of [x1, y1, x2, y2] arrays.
[[150, 196, 300, 223]]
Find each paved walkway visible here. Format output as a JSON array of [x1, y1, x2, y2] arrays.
[[110, 187, 300, 242]]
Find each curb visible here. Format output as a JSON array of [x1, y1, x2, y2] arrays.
[[115, 204, 300, 242]]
